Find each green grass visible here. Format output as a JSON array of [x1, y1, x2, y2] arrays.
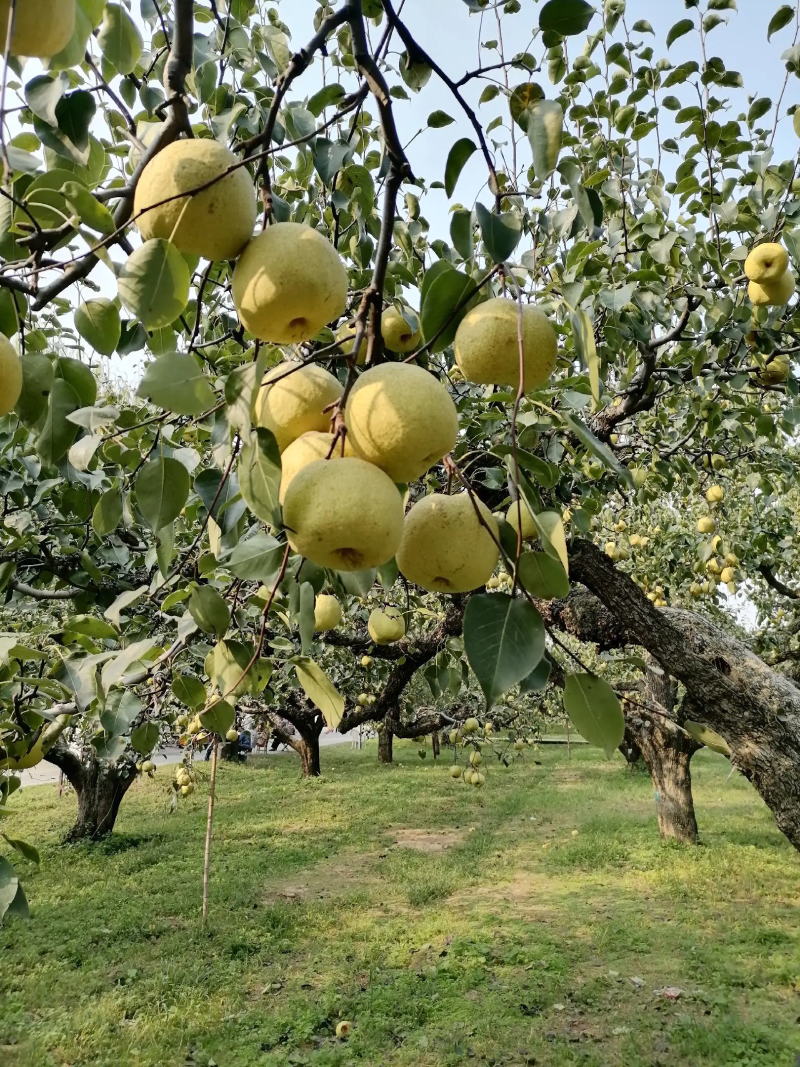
[[1, 742, 799, 1067]]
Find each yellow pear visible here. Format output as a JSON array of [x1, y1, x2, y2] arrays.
[[505, 500, 537, 541], [748, 272, 796, 307], [697, 516, 715, 534], [282, 458, 404, 571], [381, 306, 421, 353], [0, 333, 22, 416], [279, 430, 355, 502], [255, 363, 342, 452], [453, 297, 557, 391], [345, 363, 458, 483], [0, 0, 75, 57], [314, 594, 342, 632], [368, 606, 406, 644], [706, 485, 724, 503], [233, 222, 348, 343], [134, 139, 257, 260], [335, 321, 366, 365], [758, 356, 790, 384], [396, 493, 499, 593], [744, 243, 789, 284], [720, 567, 736, 584]]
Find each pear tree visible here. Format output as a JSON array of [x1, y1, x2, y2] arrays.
[[5, 0, 800, 921]]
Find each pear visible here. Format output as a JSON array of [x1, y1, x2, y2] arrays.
[[453, 297, 557, 391], [505, 500, 537, 541], [697, 516, 715, 534], [720, 567, 736, 584], [396, 493, 500, 593], [706, 485, 724, 503], [0, 334, 22, 416], [450, 765, 463, 779], [758, 356, 790, 384], [368, 607, 406, 644], [282, 458, 404, 571], [748, 272, 796, 307], [279, 430, 355, 502], [233, 222, 348, 343], [314, 594, 342, 632], [345, 363, 458, 482], [336, 320, 366, 365], [381, 306, 421, 353], [134, 140, 257, 260], [225, 729, 239, 742], [744, 242, 789, 284], [361, 656, 373, 667], [463, 718, 480, 734], [255, 363, 342, 452], [0, 0, 75, 57]]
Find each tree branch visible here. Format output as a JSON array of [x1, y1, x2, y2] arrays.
[[759, 563, 800, 600], [31, 0, 195, 310]]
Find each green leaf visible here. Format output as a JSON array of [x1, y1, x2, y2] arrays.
[[189, 585, 230, 639], [463, 593, 546, 707], [135, 457, 191, 532], [92, 489, 123, 536], [0, 856, 23, 924], [36, 378, 80, 465], [450, 209, 474, 260], [98, 2, 144, 74], [131, 721, 160, 756], [563, 674, 625, 758], [239, 429, 282, 528], [294, 657, 344, 729], [75, 299, 121, 356], [518, 552, 570, 599], [528, 100, 563, 180], [683, 720, 731, 756], [399, 51, 432, 91], [539, 0, 595, 35], [420, 269, 474, 353], [61, 181, 115, 234], [207, 640, 256, 698], [226, 533, 286, 584], [100, 689, 142, 736], [118, 239, 190, 331], [104, 586, 147, 628], [666, 18, 695, 48], [57, 356, 97, 407], [172, 673, 206, 710], [561, 413, 634, 488], [445, 138, 477, 197], [767, 5, 795, 40], [520, 657, 552, 693], [428, 110, 455, 128], [137, 354, 216, 415], [200, 699, 235, 737], [570, 306, 600, 406], [299, 581, 315, 656], [15, 353, 53, 427], [25, 73, 67, 126], [1, 835, 40, 866], [475, 203, 523, 263]]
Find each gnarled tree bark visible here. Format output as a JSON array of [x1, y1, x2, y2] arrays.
[[45, 741, 137, 842], [377, 724, 393, 764], [567, 538, 800, 853]]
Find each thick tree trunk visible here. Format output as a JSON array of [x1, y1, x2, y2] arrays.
[[378, 725, 393, 764], [568, 539, 800, 853], [298, 731, 321, 778], [45, 741, 137, 842], [626, 713, 700, 843]]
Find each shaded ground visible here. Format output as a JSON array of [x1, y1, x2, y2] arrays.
[[1, 742, 798, 1066]]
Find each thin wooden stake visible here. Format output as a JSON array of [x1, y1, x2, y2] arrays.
[[201, 739, 218, 928], [566, 720, 572, 759]]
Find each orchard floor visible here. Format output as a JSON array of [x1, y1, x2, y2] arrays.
[[2, 744, 799, 1067]]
